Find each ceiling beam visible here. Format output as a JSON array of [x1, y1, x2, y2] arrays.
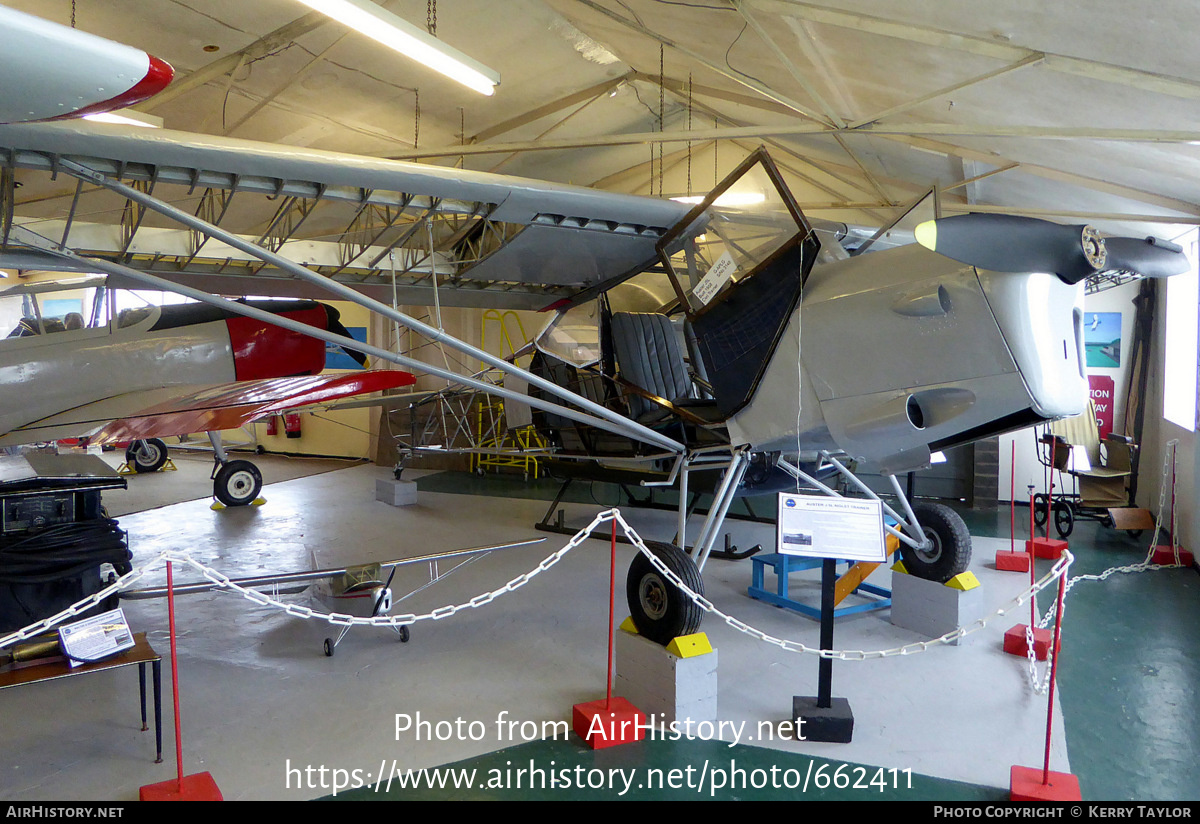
[[141, 12, 331, 111], [883, 134, 1200, 217], [393, 121, 1200, 160], [223, 32, 353, 137], [470, 75, 631, 144], [730, 0, 845, 128], [568, 0, 831, 123], [747, 1, 1200, 101], [849, 54, 1045, 129], [629, 72, 795, 116]]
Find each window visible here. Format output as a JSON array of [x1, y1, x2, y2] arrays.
[[1163, 227, 1199, 431]]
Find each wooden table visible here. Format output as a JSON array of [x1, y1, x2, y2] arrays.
[[0, 631, 163, 762]]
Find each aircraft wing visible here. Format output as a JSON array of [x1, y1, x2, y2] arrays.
[[9, 370, 415, 445], [0, 121, 693, 310]]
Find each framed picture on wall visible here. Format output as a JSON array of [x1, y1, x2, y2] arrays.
[[1084, 312, 1122, 368]]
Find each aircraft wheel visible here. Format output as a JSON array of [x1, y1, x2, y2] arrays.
[[126, 438, 168, 473], [323, 638, 334, 657], [1053, 501, 1075, 538], [625, 541, 704, 646], [900, 502, 972, 583], [214, 459, 263, 507], [1032, 494, 1050, 527], [399, 626, 410, 643]]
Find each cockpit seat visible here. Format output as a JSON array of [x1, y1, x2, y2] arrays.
[[610, 312, 721, 426]]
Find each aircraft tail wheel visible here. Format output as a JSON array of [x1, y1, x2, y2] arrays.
[[399, 626, 410, 643], [213, 459, 263, 507], [900, 502, 972, 583], [126, 438, 169, 473], [1053, 500, 1075, 538], [323, 638, 334, 657], [625, 541, 704, 646]]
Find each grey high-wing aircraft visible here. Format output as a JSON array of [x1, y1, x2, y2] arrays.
[[0, 112, 1187, 644]]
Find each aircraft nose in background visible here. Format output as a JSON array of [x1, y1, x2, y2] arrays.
[[0, 6, 173, 124]]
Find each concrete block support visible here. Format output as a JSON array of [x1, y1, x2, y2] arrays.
[[889, 571, 983, 645], [376, 478, 418, 506], [615, 629, 717, 725]]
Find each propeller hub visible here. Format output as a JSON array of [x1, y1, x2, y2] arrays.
[[1080, 225, 1106, 271]]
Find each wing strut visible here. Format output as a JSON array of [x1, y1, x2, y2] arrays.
[[49, 158, 683, 455]]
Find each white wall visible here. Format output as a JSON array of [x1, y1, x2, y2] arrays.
[[998, 279, 1141, 502], [1138, 279, 1197, 550]]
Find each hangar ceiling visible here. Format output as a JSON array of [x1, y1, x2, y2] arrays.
[[6, 0, 1200, 265]]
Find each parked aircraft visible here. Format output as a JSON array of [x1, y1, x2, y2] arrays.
[[123, 538, 546, 655], [0, 277, 416, 505], [0, 116, 1187, 645]]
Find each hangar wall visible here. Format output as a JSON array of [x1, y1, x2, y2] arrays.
[[1138, 279, 1197, 552]]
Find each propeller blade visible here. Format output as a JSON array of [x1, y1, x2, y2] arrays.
[[1102, 236, 1191, 279], [372, 566, 397, 618], [323, 304, 369, 367], [914, 214, 1107, 283]]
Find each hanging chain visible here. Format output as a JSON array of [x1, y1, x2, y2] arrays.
[[657, 44, 665, 198], [71, 0, 77, 28], [427, 0, 437, 36], [686, 73, 693, 197], [413, 89, 420, 149], [2, 508, 1075, 671], [1025, 438, 1188, 694]]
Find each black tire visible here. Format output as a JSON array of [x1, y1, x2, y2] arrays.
[[1032, 493, 1050, 527], [899, 502, 972, 583], [126, 438, 168, 473], [625, 541, 704, 646], [323, 638, 334, 657], [214, 459, 263, 507], [1053, 500, 1075, 538], [398, 626, 410, 643]]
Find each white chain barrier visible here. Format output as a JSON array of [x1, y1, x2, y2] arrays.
[[1024, 438, 1190, 694], [4, 508, 1076, 674]]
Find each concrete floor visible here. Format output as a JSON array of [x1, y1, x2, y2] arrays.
[[0, 462, 1081, 801]]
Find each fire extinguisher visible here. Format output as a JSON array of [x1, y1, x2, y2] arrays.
[[284, 413, 302, 439], [266, 415, 278, 436]]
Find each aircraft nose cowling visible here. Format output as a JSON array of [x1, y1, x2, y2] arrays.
[[226, 303, 329, 381], [976, 270, 1088, 420]]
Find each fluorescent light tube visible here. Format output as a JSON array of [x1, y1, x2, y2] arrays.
[[295, 0, 499, 95], [83, 108, 163, 128]]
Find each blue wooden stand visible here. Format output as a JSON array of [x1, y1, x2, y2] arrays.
[[748, 553, 891, 620]]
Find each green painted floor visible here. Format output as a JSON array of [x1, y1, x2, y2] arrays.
[[331, 472, 1200, 801]]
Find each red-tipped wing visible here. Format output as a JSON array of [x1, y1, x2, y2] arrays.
[[90, 370, 415, 444]]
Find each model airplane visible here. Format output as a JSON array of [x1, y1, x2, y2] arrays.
[[123, 538, 547, 655], [0, 277, 416, 505], [0, 6, 173, 124], [0, 116, 1188, 645]]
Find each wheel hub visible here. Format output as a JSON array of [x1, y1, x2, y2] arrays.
[[914, 528, 943, 564], [638, 573, 668, 621], [227, 471, 256, 497]]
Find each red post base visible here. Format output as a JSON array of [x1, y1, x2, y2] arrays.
[[140, 771, 223, 801], [1151, 546, 1195, 566], [572, 696, 645, 750], [1027, 537, 1069, 559], [1010, 765, 1081, 801], [1003, 624, 1058, 660], [995, 550, 1031, 572]]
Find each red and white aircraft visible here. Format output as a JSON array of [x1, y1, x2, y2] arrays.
[[0, 5, 173, 124], [0, 278, 415, 505]]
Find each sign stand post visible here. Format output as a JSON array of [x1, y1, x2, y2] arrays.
[[778, 492, 885, 745], [793, 556, 854, 742]]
